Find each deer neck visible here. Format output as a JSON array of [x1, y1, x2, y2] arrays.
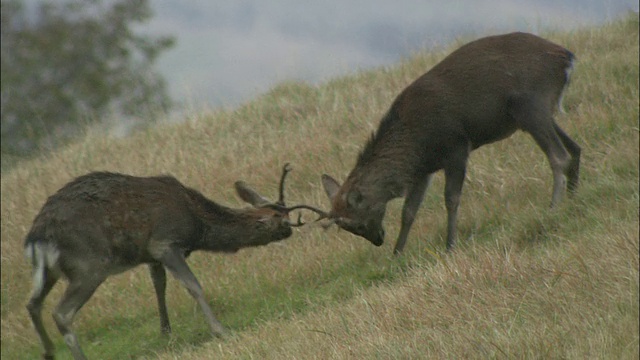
[[352, 146, 420, 201], [195, 209, 288, 252], [180, 189, 270, 252], [352, 112, 424, 200]]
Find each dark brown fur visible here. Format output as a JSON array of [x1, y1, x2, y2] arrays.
[[25, 169, 310, 359], [322, 32, 580, 254]]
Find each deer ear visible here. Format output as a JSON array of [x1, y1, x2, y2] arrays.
[[321, 174, 341, 200], [234, 181, 271, 207]]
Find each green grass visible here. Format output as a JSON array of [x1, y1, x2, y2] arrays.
[[2, 14, 638, 360]]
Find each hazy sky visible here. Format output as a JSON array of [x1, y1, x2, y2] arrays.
[[145, 0, 638, 112]]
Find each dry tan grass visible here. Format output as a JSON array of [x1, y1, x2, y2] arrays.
[[2, 15, 638, 359], [152, 225, 638, 360]]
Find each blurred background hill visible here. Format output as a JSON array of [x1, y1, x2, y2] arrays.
[[2, 0, 638, 171]]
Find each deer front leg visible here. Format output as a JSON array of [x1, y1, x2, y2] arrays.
[[394, 174, 432, 255], [443, 150, 469, 251], [158, 248, 226, 338], [149, 262, 171, 334]]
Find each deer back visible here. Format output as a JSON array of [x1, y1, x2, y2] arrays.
[[25, 172, 294, 273]]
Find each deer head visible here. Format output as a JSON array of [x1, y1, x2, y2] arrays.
[[235, 163, 328, 234], [320, 174, 386, 246]]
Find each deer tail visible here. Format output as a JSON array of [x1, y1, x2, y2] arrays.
[[24, 235, 59, 298]]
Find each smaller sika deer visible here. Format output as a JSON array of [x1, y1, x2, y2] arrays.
[[25, 164, 325, 360]]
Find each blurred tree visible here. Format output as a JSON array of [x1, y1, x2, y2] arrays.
[[1, 0, 174, 160]]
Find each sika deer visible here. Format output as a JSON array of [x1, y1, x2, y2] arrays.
[[320, 32, 581, 254], [24, 164, 325, 360]]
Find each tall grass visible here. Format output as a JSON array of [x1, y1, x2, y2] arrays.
[[2, 15, 638, 359]]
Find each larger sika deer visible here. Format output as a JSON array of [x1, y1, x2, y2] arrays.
[[25, 164, 325, 360], [320, 32, 581, 254]]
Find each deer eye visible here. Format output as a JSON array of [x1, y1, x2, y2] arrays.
[[346, 190, 363, 209]]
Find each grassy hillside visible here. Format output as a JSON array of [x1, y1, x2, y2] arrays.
[[2, 15, 638, 359]]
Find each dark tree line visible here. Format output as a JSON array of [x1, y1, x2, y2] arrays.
[[1, 0, 174, 164]]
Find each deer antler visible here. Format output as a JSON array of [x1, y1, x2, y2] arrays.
[[289, 212, 305, 227], [277, 163, 292, 206], [268, 162, 329, 226], [281, 204, 328, 219], [277, 163, 329, 215]]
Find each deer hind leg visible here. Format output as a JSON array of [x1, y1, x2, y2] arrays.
[[512, 97, 572, 208], [52, 276, 105, 360], [149, 262, 171, 334], [26, 267, 59, 360], [158, 248, 226, 338], [554, 123, 581, 193], [394, 174, 433, 255], [530, 127, 570, 207]]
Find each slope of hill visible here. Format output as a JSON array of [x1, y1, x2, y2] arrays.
[[1, 15, 637, 359]]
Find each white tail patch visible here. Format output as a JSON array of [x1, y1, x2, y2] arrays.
[[25, 242, 60, 298], [558, 92, 567, 114], [558, 58, 575, 114]]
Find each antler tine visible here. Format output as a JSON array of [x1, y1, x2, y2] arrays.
[[277, 162, 292, 206], [289, 212, 306, 227], [269, 162, 330, 226], [280, 204, 329, 221]]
